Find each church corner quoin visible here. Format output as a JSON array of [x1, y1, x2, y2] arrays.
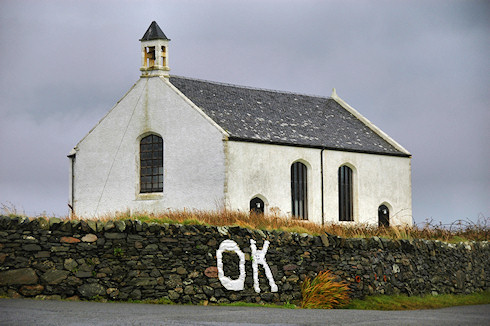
[[0, 216, 488, 304], [68, 21, 413, 226]]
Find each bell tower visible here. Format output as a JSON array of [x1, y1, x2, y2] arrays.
[[140, 21, 170, 77]]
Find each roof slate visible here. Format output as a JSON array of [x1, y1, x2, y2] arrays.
[[169, 76, 408, 156], [140, 21, 170, 41]]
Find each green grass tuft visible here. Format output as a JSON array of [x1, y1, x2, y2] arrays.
[[345, 290, 490, 310]]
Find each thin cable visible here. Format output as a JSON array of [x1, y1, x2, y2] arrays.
[[94, 78, 149, 215]]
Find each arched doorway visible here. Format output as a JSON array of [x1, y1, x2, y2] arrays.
[[250, 197, 265, 214], [378, 205, 389, 227]]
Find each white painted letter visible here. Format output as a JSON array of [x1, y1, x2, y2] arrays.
[[250, 239, 278, 293], [216, 240, 246, 291]]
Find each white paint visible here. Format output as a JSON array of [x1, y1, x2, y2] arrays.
[[216, 240, 246, 291], [250, 239, 278, 293], [226, 141, 412, 226], [71, 77, 226, 217], [72, 89, 412, 224], [392, 264, 401, 273], [70, 28, 412, 224], [140, 37, 170, 78], [226, 141, 321, 221], [322, 150, 412, 225]]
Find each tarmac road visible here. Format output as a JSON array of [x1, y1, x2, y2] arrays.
[[0, 298, 489, 326]]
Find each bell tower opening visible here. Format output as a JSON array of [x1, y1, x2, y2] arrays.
[[140, 21, 170, 77], [144, 46, 155, 67]]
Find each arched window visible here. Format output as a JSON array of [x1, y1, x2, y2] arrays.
[[140, 134, 163, 193], [338, 165, 353, 221], [378, 204, 389, 227], [250, 197, 265, 214], [291, 162, 308, 219]]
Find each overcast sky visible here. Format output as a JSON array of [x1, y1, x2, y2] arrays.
[[0, 0, 488, 226]]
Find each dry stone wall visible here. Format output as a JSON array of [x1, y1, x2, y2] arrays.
[[0, 216, 488, 304]]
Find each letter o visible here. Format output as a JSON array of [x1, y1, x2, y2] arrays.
[[216, 240, 246, 291]]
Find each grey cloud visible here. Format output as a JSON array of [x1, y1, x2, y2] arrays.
[[0, 0, 488, 223]]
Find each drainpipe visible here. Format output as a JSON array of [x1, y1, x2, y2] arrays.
[[320, 148, 326, 226]]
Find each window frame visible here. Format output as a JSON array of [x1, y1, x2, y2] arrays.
[[291, 161, 308, 220], [139, 134, 164, 194], [338, 165, 354, 222]]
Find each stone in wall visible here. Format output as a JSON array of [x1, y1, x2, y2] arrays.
[[0, 215, 488, 304]]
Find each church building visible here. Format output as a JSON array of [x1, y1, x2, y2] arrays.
[[69, 21, 413, 226]]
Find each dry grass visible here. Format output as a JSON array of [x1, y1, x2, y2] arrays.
[[93, 209, 487, 243], [2, 202, 488, 242], [301, 270, 350, 309]]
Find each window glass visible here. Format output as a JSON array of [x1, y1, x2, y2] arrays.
[[338, 165, 353, 221], [291, 162, 308, 219], [140, 134, 163, 193]]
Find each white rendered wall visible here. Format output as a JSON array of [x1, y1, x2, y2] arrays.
[[226, 141, 412, 226], [322, 150, 412, 226], [225, 141, 323, 224], [72, 77, 226, 217]]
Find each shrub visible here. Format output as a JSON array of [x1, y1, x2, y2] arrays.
[[301, 270, 350, 309]]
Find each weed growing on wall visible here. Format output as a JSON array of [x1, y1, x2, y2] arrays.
[[300, 270, 350, 309], [113, 247, 124, 257]]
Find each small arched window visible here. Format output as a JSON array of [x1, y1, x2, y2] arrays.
[[291, 161, 308, 220], [250, 197, 265, 214], [140, 134, 163, 193], [378, 204, 389, 227], [338, 165, 353, 221]]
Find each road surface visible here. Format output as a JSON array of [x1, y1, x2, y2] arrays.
[[1, 298, 489, 325]]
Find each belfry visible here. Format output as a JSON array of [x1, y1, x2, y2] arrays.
[[140, 21, 170, 77]]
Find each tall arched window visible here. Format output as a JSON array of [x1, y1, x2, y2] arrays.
[[338, 165, 353, 221], [291, 162, 308, 220], [140, 134, 163, 193]]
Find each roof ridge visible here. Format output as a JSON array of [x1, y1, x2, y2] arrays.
[[170, 75, 330, 100], [168, 75, 408, 156]]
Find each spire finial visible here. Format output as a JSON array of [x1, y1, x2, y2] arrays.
[[331, 88, 338, 98]]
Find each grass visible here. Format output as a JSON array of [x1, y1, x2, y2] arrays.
[[67, 209, 488, 243], [345, 290, 490, 310], [1, 201, 488, 242], [301, 270, 350, 309], [2, 291, 489, 311]]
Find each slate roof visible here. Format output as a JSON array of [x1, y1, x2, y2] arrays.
[[169, 76, 409, 157], [140, 21, 170, 41]]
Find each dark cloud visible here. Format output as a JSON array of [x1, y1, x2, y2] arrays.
[[0, 0, 488, 223]]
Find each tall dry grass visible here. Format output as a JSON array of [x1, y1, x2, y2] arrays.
[[2, 202, 488, 242], [67, 209, 489, 243], [301, 270, 350, 309]]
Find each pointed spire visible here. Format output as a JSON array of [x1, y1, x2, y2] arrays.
[[331, 88, 338, 98], [140, 21, 171, 77], [140, 21, 170, 41]]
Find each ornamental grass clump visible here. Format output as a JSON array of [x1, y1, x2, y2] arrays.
[[301, 270, 350, 309]]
